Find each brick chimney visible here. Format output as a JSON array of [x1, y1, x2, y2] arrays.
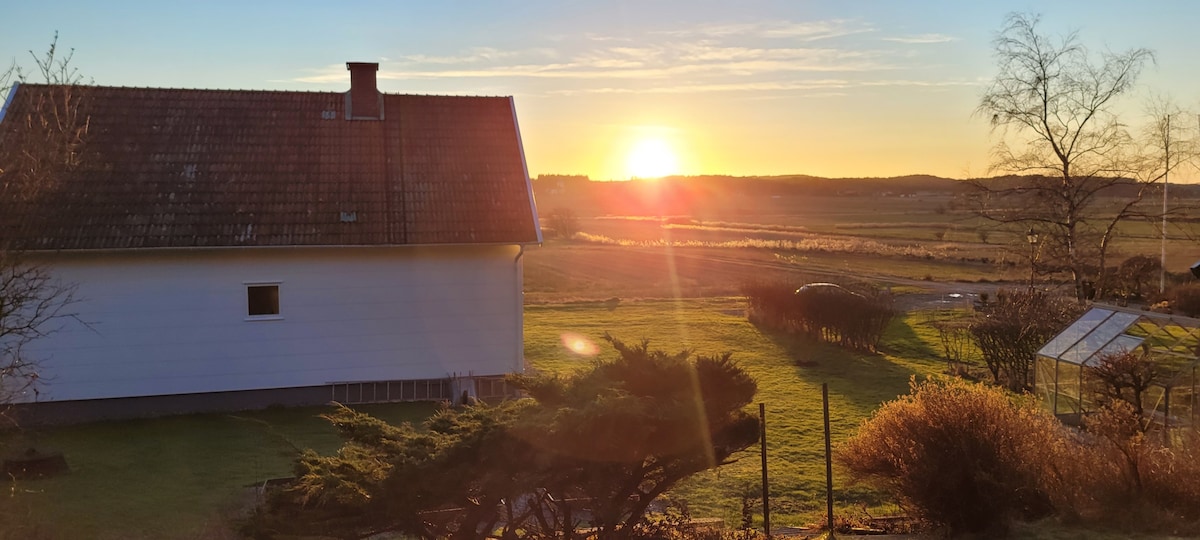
[[345, 62, 382, 119]]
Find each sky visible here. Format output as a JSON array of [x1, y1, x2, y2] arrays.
[[3, 1, 1199, 182]]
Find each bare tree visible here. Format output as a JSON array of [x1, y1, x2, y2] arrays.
[[969, 289, 1082, 390], [0, 33, 87, 423], [544, 207, 581, 239], [1089, 349, 1159, 421], [974, 13, 1196, 300], [1114, 254, 1160, 301]]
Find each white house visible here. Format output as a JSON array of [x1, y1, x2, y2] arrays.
[[0, 63, 541, 423]]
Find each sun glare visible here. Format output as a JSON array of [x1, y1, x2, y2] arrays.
[[560, 332, 599, 356], [626, 138, 679, 179]]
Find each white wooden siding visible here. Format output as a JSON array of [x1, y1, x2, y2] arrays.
[[20, 245, 524, 402]]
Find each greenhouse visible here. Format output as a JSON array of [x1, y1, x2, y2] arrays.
[[1035, 305, 1199, 429]]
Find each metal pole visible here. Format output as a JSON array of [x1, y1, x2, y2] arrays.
[[823, 383, 836, 538], [1162, 114, 1170, 294], [1164, 386, 1171, 447], [759, 403, 771, 539]]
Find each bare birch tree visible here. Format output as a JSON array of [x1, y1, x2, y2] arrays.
[[974, 13, 1196, 300], [0, 33, 87, 423]]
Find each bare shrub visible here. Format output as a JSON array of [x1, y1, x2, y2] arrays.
[[930, 319, 976, 371], [1085, 401, 1153, 497], [1078, 402, 1200, 533], [0, 34, 88, 423], [1141, 430, 1200, 525], [1089, 350, 1159, 420], [1166, 282, 1200, 317], [838, 378, 1200, 535], [1113, 255, 1161, 301], [544, 207, 581, 239], [743, 281, 895, 352], [741, 281, 797, 333], [836, 285, 897, 352], [837, 377, 1066, 535], [969, 289, 1081, 391]]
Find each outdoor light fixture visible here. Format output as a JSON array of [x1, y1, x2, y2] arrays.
[[1026, 228, 1039, 245]]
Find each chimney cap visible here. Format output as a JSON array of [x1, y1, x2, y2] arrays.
[[346, 62, 379, 71]]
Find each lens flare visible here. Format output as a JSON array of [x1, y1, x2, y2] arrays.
[[560, 332, 599, 356]]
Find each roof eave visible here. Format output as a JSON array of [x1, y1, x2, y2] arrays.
[[0, 81, 20, 125], [20, 240, 542, 255], [510, 96, 544, 245]]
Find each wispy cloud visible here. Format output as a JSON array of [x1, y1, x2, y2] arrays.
[[401, 49, 512, 65], [881, 33, 956, 44], [546, 78, 980, 96], [549, 79, 853, 95], [293, 44, 894, 84], [290, 18, 961, 96], [656, 19, 874, 41], [396, 47, 555, 65]]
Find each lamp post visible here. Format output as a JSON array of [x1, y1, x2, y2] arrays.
[[1026, 228, 1039, 293]]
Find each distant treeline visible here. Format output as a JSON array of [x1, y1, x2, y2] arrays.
[[532, 173, 1193, 217], [535, 173, 971, 196]]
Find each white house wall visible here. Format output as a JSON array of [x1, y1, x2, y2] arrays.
[[21, 245, 524, 403]]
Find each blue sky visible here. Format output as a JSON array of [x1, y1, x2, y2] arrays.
[[3, 1, 1198, 180]]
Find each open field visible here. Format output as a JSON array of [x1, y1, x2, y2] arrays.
[[524, 242, 1001, 304], [527, 208, 1200, 306], [535, 189, 1200, 297]]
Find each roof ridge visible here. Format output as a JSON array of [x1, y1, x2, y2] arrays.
[[17, 83, 513, 99]]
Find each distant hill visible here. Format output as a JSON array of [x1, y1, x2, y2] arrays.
[[535, 173, 972, 195], [531, 173, 1200, 217]]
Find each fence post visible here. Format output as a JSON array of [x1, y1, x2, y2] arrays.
[[760, 402, 770, 539], [823, 383, 836, 538]]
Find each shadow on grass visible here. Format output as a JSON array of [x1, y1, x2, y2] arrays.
[[752, 321, 933, 416], [876, 313, 943, 361]]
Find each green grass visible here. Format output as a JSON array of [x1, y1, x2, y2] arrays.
[[4, 298, 948, 537], [7, 298, 1188, 538], [1, 402, 438, 539], [525, 297, 947, 527]]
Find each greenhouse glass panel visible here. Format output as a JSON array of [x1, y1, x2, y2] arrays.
[[1055, 360, 1082, 415], [1035, 356, 1057, 409], [1060, 311, 1141, 365], [1039, 308, 1113, 359], [1086, 335, 1145, 367]]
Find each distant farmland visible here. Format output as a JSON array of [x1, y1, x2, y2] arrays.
[[528, 185, 1200, 302]]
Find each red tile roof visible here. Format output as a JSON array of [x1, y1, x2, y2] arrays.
[[0, 84, 541, 250]]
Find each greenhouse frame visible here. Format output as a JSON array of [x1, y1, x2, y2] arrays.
[[1035, 305, 1199, 429]]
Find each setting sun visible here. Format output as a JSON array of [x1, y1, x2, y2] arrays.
[[626, 138, 679, 179]]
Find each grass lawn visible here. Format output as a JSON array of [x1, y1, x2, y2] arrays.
[[524, 297, 949, 527], [4, 297, 947, 538], [1, 402, 439, 539], [5, 298, 1190, 539]]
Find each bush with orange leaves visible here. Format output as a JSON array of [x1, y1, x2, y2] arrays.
[[836, 377, 1069, 535], [838, 377, 1200, 536], [1080, 401, 1200, 532]]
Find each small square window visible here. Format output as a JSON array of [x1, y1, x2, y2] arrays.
[[247, 285, 280, 317]]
